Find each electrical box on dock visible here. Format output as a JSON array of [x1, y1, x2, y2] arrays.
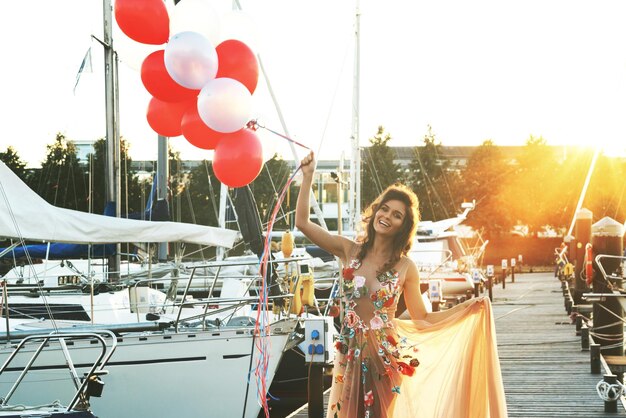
[[304, 317, 334, 364], [428, 279, 443, 303]]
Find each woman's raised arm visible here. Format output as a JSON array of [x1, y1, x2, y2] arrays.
[[295, 151, 353, 260]]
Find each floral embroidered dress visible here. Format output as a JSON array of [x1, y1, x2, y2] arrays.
[[327, 256, 420, 418]]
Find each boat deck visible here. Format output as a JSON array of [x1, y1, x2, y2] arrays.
[[287, 272, 626, 417]]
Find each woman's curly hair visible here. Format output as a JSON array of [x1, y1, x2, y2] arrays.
[[356, 183, 420, 274]]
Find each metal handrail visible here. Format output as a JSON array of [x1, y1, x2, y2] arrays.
[[128, 257, 308, 332], [594, 254, 626, 284], [0, 330, 117, 412], [408, 249, 454, 278]]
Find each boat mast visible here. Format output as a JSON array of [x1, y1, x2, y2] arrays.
[[157, 136, 169, 262], [349, 0, 361, 231], [103, 0, 121, 281]]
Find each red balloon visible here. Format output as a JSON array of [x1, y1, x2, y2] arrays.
[[213, 129, 264, 187], [216, 40, 259, 94], [141, 50, 199, 102], [115, 0, 169, 45], [146, 98, 194, 137], [181, 105, 224, 150]]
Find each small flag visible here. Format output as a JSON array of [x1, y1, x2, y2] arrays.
[[73, 47, 93, 94]]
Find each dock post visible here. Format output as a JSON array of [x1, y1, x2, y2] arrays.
[[308, 364, 324, 418], [590, 343, 601, 374], [580, 323, 589, 350], [565, 298, 572, 316], [603, 374, 619, 413], [573, 209, 592, 305], [510, 258, 515, 283], [575, 309, 583, 335], [591, 217, 624, 356]]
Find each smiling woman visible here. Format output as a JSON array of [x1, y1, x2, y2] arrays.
[[295, 150, 507, 417]]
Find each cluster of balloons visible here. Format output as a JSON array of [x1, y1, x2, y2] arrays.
[[115, 0, 263, 188]]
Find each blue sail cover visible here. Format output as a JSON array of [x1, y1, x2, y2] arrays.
[[1, 242, 116, 260]]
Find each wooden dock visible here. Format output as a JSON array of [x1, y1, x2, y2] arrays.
[[287, 272, 626, 417]]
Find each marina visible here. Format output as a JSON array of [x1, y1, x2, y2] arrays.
[[2, 0, 626, 417]]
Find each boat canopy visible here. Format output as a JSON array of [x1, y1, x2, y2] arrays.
[[0, 162, 238, 248]]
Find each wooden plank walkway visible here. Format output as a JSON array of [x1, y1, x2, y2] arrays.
[[287, 272, 626, 417], [494, 272, 625, 417]]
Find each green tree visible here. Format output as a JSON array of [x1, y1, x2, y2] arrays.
[[361, 126, 401, 208], [504, 135, 560, 235], [249, 155, 294, 229], [460, 140, 513, 236], [87, 137, 144, 216], [0, 146, 28, 181], [29, 134, 88, 211], [173, 160, 221, 260], [178, 160, 220, 227], [408, 126, 457, 221], [168, 147, 187, 223]]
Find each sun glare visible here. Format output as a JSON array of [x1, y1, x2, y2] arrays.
[[600, 142, 626, 159]]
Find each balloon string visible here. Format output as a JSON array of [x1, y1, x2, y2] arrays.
[[247, 120, 311, 151], [255, 166, 301, 417]]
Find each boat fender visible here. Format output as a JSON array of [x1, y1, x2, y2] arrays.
[[281, 230, 294, 258], [563, 262, 574, 277], [289, 275, 303, 315], [301, 275, 315, 307], [585, 243, 593, 286]]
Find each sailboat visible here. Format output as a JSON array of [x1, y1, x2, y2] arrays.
[[0, 4, 302, 417], [0, 159, 300, 417]]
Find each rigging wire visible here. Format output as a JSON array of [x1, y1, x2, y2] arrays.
[[613, 174, 626, 219], [203, 161, 220, 222], [432, 143, 456, 215], [260, 159, 288, 227], [0, 176, 58, 332], [412, 147, 436, 217], [254, 167, 301, 418], [413, 145, 451, 219], [246, 122, 311, 418], [362, 146, 384, 195]]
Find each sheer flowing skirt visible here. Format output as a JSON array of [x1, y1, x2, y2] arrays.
[[327, 298, 508, 418]]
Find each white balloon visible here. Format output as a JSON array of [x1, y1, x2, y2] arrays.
[[219, 10, 261, 52], [170, 0, 221, 47], [164, 31, 218, 89], [197, 78, 252, 133]]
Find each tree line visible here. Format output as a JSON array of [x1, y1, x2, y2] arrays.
[[2, 127, 625, 246], [360, 126, 626, 239]]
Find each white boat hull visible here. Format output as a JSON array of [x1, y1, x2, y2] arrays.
[[0, 319, 297, 418]]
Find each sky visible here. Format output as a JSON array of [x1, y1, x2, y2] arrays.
[[2, 0, 626, 168]]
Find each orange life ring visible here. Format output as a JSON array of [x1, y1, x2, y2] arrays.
[[585, 243, 593, 286]]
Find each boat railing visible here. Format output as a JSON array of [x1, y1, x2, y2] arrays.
[[594, 254, 626, 288], [0, 330, 117, 413], [128, 257, 311, 331], [408, 249, 454, 278]]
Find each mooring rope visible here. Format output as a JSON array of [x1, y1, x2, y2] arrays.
[[597, 380, 626, 402]]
